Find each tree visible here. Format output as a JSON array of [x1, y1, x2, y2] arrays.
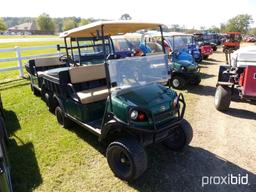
[[120, 14, 132, 20], [170, 24, 180, 32], [79, 18, 89, 26], [220, 23, 226, 33], [207, 25, 220, 33], [63, 18, 77, 31], [0, 18, 7, 31], [250, 28, 256, 36], [225, 14, 254, 34], [37, 13, 55, 34]]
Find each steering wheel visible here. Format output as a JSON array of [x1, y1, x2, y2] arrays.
[[59, 55, 78, 66]]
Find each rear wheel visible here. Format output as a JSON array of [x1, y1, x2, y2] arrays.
[[195, 56, 202, 63], [189, 75, 201, 86], [106, 138, 147, 181], [203, 55, 209, 60], [163, 119, 193, 151], [170, 76, 186, 89], [55, 106, 73, 128], [214, 85, 231, 111], [42, 90, 55, 113], [30, 84, 41, 96]]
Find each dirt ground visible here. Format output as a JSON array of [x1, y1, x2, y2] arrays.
[[131, 49, 256, 192]]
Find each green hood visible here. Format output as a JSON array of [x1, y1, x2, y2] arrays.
[[116, 83, 177, 114], [170, 61, 198, 72]]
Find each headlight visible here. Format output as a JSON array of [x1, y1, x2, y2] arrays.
[[181, 66, 186, 72], [172, 96, 179, 109], [130, 110, 147, 121], [130, 110, 138, 120]]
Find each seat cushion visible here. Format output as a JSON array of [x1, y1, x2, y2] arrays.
[[76, 86, 109, 104], [34, 57, 65, 67], [37, 71, 45, 77]]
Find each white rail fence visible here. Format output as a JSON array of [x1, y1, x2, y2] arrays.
[[0, 45, 61, 77]]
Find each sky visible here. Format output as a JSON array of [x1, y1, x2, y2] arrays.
[[1, 0, 256, 29]]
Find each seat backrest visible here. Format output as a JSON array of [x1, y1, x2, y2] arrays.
[[34, 57, 65, 67], [69, 64, 106, 84]]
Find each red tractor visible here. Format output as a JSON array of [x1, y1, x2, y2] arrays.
[[222, 32, 241, 53], [214, 47, 256, 111]]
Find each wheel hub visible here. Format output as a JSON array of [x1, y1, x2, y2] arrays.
[[173, 79, 180, 87]]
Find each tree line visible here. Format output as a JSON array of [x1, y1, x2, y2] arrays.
[[0, 14, 96, 34], [0, 13, 255, 35]]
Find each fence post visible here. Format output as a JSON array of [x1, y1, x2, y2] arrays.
[[15, 46, 24, 78]]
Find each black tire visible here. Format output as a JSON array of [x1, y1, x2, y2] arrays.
[[170, 76, 186, 89], [203, 55, 209, 60], [213, 46, 217, 51], [195, 56, 202, 63], [106, 138, 147, 181], [163, 119, 193, 151], [214, 85, 231, 111], [30, 84, 41, 96], [0, 116, 9, 144], [55, 106, 73, 128], [42, 90, 55, 113], [189, 75, 201, 86]]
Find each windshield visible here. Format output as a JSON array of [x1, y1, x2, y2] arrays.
[[112, 38, 135, 52], [109, 54, 169, 88], [165, 36, 189, 50]]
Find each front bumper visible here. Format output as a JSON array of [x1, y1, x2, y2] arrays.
[[173, 68, 200, 81], [127, 93, 186, 146]]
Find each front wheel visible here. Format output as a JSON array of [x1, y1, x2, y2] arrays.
[[163, 119, 193, 151], [214, 85, 231, 111], [169, 76, 186, 90], [30, 84, 41, 96], [106, 138, 147, 181]]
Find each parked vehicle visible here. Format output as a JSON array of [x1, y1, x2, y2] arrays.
[[222, 32, 241, 53], [243, 35, 256, 43], [164, 32, 202, 63], [214, 46, 256, 111], [193, 33, 214, 59], [25, 57, 67, 97], [0, 94, 13, 192], [39, 21, 193, 181], [156, 32, 201, 89]]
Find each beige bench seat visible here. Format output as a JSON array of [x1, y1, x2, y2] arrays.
[[34, 57, 65, 67], [76, 86, 109, 104], [37, 71, 45, 77]]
